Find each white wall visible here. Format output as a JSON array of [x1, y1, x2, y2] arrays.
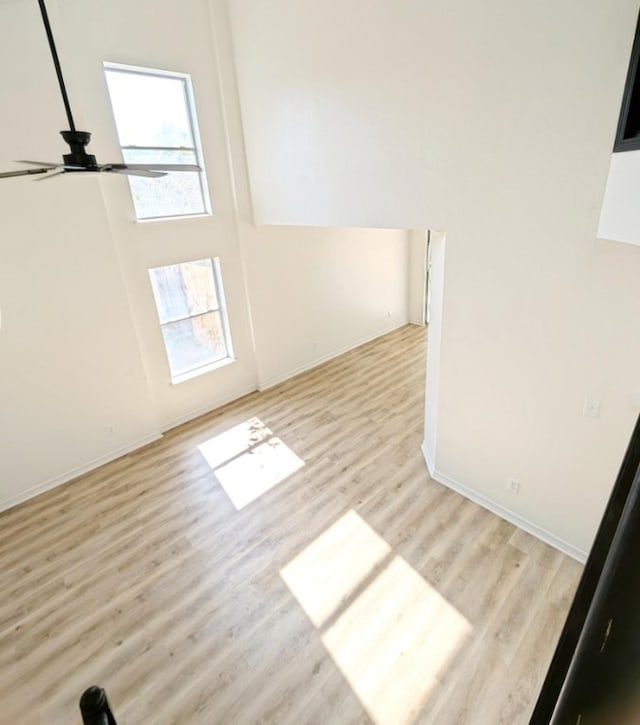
[[229, 0, 439, 229], [598, 150, 640, 245], [0, 0, 409, 509], [0, 175, 161, 509], [212, 0, 410, 390], [0, 0, 159, 510], [229, 0, 640, 555], [242, 225, 408, 388]]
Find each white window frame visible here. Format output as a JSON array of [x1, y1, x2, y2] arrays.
[[148, 257, 235, 385], [103, 61, 212, 221]]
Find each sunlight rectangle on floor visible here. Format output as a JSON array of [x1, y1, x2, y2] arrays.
[[198, 417, 305, 509]]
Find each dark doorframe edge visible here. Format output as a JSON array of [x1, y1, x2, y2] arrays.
[[529, 412, 640, 723]]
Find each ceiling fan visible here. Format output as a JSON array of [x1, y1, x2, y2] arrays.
[[0, 0, 201, 181]]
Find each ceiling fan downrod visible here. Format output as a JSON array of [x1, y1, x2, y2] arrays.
[[37, 0, 97, 168]]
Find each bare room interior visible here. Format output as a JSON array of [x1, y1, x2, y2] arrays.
[[2, 0, 640, 723]]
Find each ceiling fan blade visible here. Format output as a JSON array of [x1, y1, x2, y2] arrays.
[[16, 160, 60, 168], [109, 168, 167, 178], [34, 170, 66, 181], [0, 167, 51, 179], [113, 163, 202, 172]]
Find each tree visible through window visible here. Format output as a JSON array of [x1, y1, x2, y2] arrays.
[[149, 258, 233, 381], [104, 63, 211, 219]]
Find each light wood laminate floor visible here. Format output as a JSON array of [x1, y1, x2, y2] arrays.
[[0, 325, 582, 724]]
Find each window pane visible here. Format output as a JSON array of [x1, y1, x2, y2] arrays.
[[105, 70, 193, 148], [161, 311, 228, 378], [123, 149, 204, 219], [148, 258, 232, 380], [129, 173, 205, 219], [149, 259, 219, 324]]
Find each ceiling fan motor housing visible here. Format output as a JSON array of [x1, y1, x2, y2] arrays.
[[60, 130, 97, 169]]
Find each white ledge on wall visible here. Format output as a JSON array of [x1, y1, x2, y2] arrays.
[[420, 440, 588, 564], [598, 150, 640, 246], [170, 356, 236, 386]]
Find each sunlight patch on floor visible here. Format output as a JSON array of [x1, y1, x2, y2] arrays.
[[280, 510, 391, 627], [198, 417, 305, 509], [198, 417, 271, 469], [281, 510, 472, 724], [322, 555, 472, 724]]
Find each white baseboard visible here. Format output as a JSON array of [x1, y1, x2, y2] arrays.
[[420, 441, 587, 563], [422, 440, 436, 477], [0, 432, 163, 514], [2, 382, 259, 514], [160, 383, 258, 432], [259, 320, 409, 391]]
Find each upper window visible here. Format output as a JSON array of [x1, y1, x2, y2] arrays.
[[104, 63, 211, 220]]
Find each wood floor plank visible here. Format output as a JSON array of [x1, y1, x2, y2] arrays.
[[0, 324, 582, 724]]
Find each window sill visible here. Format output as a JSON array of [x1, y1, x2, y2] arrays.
[[170, 356, 235, 386], [136, 211, 213, 224]]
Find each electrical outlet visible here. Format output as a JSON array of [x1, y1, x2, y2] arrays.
[[508, 478, 520, 494], [583, 398, 601, 419]]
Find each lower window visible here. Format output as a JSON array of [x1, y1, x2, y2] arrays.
[[148, 258, 233, 381]]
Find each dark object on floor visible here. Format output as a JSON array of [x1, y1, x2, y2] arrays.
[[79, 686, 117, 725]]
